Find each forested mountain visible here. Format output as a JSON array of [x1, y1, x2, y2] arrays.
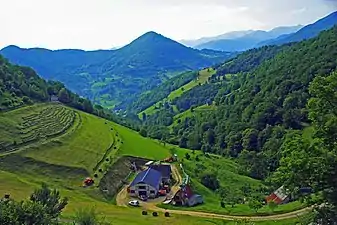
[[194, 25, 302, 51], [142, 26, 337, 178], [0, 32, 233, 110], [131, 43, 290, 116], [128, 71, 198, 113], [262, 11, 337, 46]]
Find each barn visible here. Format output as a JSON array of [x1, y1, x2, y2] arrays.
[[128, 168, 162, 198], [148, 164, 171, 183]]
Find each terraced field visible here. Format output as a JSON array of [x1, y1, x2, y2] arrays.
[[0, 103, 76, 153]]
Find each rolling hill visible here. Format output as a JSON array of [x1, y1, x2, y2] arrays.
[[0, 31, 233, 110], [0, 54, 308, 224]]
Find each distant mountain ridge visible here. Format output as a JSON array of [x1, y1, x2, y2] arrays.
[[262, 11, 337, 46], [180, 30, 255, 47], [0, 31, 234, 110], [194, 25, 303, 51]]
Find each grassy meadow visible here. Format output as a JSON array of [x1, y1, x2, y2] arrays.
[[0, 103, 306, 224]]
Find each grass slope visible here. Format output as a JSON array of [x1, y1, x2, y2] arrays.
[[170, 104, 216, 129], [139, 68, 216, 117], [0, 103, 304, 224]]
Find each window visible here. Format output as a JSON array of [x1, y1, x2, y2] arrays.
[[130, 190, 135, 193], [150, 190, 155, 194], [138, 186, 146, 190]]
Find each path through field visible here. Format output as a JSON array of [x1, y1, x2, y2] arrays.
[[116, 164, 312, 221]]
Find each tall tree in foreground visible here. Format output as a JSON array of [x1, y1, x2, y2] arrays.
[[0, 184, 68, 225], [274, 71, 337, 223]]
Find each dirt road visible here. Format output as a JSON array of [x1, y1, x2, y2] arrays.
[[115, 164, 312, 221]]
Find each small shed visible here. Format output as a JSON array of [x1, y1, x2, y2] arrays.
[[266, 186, 289, 204], [128, 168, 162, 199]]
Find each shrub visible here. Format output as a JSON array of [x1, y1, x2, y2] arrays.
[[201, 173, 220, 191]]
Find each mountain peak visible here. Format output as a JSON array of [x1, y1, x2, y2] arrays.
[[133, 31, 168, 43]]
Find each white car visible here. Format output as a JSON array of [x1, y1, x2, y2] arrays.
[[128, 200, 140, 207]]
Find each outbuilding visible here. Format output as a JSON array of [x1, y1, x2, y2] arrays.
[[128, 168, 162, 198]]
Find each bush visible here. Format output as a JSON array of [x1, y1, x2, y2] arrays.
[[152, 212, 158, 217], [164, 212, 170, 217], [201, 173, 220, 191], [98, 169, 103, 173], [142, 211, 148, 215], [74, 208, 97, 225], [74, 207, 108, 225], [185, 153, 191, 160]]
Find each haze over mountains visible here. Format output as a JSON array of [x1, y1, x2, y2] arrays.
[[180, 25, 303, 49], [181, 11, 337, 52]]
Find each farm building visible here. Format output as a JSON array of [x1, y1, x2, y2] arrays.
[[128, 168, 162, 198], [266, 186, 289, 204], [172, 184, 203, 207], [148, 164, 172, 183]]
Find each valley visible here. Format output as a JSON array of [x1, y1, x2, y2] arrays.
[[0, 6, 337, 225], [0, 102, 308, 224]]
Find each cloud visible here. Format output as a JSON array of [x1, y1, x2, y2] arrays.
[[0, 0, 335, 50]]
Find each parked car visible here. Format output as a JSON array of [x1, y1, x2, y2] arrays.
[[128, 200, 140, 207]]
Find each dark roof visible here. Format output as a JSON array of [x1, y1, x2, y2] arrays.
[[130, 168, 162, 189], [149, 164, 171, 178]]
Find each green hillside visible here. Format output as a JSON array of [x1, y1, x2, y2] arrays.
[[139, 68, 216, 117], [0, 102, 307, 224]]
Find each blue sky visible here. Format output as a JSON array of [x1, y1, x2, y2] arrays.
[[1, 0, 336, 50]]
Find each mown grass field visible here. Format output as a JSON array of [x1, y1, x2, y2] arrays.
[[0, 103, 305, 224], [139, 68, 216, 117]]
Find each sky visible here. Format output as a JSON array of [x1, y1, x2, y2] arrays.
[[1, 0, 336, 50]]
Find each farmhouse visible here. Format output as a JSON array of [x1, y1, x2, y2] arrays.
[[128, 168, 162, 198], [172, 184, 203, 207]]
